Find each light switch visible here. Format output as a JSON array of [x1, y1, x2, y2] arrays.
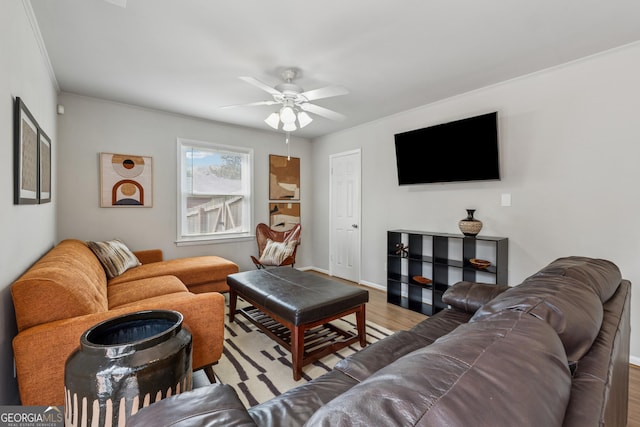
[[501, 193, 512, 207]]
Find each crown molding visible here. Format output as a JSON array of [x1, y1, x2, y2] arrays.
[[22, 0, 60, 92]]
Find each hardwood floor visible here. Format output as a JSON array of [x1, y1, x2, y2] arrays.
[[311, 272, 639, 425]]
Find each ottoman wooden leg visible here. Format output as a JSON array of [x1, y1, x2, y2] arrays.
[[292, 324, 305, 381], [229, 289, 238, 322], [356, 304, 367, 347]]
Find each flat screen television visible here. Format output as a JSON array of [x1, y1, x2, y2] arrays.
[[394, 112, 500, 185]]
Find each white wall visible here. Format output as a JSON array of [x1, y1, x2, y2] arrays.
[[0, 1, 58, 404], [56, 93, 312, 271], [311, 42, 640, 360]]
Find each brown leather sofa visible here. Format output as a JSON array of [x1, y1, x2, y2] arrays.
[[11, 239, 238, 406], [127, 256, 631, 426]]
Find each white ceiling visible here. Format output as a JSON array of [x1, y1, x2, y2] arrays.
[[30, 0, 640, 139]]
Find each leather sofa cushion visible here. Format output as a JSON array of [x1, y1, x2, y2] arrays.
[[249, 370, 357, 427], [441, 280, 509, 313], [526, 256, 622, 303], [335, 331, 433, 382], [409, 308, 472, 342], [127, 384, 258, 427], [471, 275, 603, 362], [308, 312, 571, 427], [307, 311, 571, 427]]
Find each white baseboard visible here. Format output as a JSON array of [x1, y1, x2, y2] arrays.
[[298, 266, 329, 275], [629, 355, 640, 367], [359, 279, 386, 292], [302, 266, 386, 290]]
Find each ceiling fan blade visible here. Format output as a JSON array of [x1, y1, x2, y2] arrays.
[[300, 86, 349, 102], [239, 76, 282, 97], [219, 100, 279, 109], [300, 103, 346, 121]]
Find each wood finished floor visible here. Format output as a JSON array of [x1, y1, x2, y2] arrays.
[[308, 271, 640, 426]]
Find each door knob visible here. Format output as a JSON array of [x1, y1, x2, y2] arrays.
[[352, 224, 358, 228]]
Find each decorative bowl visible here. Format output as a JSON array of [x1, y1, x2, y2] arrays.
[[412, 276, 432, 285], [470, 258, 491, 269]]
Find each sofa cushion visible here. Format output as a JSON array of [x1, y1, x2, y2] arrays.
[[11, 239, 109, 331], [107, 275, 189, 309], [471, 275, 603, 362], [258, 238, 297, 266], [127, 384, 258, 427], [307, 311, 572, 427], [248, 370, 357, 427], [86, 239, 141, 279], [108, 256, 238, 290], [441, 280, 509, 313], [527, 256, 622, 303], [334, 331, 433, 382]]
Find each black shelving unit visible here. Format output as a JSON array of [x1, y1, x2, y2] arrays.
[[387, 230, 508, 315]]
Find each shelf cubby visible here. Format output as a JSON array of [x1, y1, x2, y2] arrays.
[[387, 230, 508, 315]]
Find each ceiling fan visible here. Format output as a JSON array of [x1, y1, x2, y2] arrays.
[[222, 68, 348, 132]]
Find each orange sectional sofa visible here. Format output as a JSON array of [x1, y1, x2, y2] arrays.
[[11, 239, 238, 406]]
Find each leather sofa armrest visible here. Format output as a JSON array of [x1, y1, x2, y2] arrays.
[[133, 249, 164, 264], [127, 385, 258, 426], [442, 281, 509, 313]]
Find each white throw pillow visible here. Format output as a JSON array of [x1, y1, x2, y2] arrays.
[[259, 239, 297, 266]]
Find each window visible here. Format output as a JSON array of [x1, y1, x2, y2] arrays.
[[177, 138, 253, 243]]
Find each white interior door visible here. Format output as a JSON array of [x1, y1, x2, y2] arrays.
[[330, 149, 361, 282]]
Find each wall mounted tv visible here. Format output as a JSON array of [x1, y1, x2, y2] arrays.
[[394, 111, 500, 185]]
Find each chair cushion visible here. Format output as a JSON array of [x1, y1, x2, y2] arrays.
[[258, 238, 297, 266], [87, 239, 141, 279]]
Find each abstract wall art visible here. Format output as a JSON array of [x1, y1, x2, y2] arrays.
[[100, 152, 153, 207], [269, 202, 300, 231], [38, 129, 51, 204], [269, 154, 300, 200], [14, 97, 39, 204]]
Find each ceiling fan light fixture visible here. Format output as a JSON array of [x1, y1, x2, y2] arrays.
[[282, 122, 297, 132], [279, 106, 297, 124], [265, 112, 280, 129], [297, 111, 313, 128]]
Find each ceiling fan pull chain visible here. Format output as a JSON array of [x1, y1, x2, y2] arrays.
[[285, 132, 291, 160]]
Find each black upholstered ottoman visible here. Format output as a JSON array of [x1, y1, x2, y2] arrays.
[[227, 267, 369, 380]]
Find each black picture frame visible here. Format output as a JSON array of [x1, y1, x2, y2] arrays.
[[14, 97, 39, 204], [38, 128, 52, 204]]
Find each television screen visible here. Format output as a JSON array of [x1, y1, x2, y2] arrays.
[[394, 112, 500, 185]]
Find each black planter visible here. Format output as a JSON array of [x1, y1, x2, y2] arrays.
[[64, 310, 192, 427]]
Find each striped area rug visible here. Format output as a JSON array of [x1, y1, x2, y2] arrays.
[[211, 303, 393, 408]]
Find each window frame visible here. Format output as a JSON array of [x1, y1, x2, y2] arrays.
[[176, 137, 254, 245]]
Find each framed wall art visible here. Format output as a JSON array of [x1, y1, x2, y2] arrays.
[[14, 97, 39, 204], [100, 152, 153, 207], [269, 202, 300, 231], [38, 129, 52, 204], [269, 154, 300, 200]]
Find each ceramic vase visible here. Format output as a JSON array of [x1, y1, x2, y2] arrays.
[[64, 310, 192, 427], [458, 209, 483, 237]]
